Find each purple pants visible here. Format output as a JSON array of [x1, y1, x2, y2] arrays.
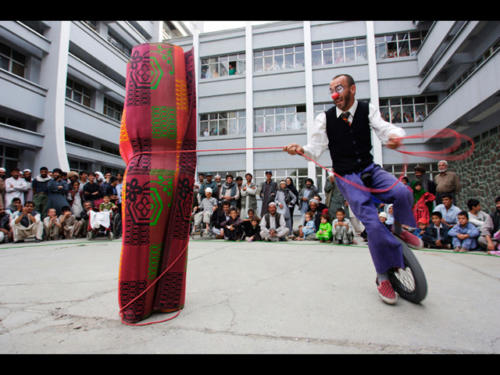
[[335, 163, 416, 274]]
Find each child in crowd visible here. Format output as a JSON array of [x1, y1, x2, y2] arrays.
[[243, 217, 261, 242], [332, 208, 354, 245], [412, 218, 428, 239], [422, 211, 450, 249], [99, 195, 116, 212], [192, 187, 218, 237], [316, 214, 333, 242], [296, 211, 316, 241], [379, 211, 391, 230], [448, 211, 480, 252], [221, 208, 243, 241]]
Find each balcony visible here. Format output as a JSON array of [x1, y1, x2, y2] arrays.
[[0, 68, 46, 120], [0, 122, 44, 149], [65, 142, 125, 168], [69, 21, 128, 80], [423, 49, 500, 134], [65, 100, 120, 144]]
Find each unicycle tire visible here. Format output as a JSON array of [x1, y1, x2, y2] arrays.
[[388, 238, 428, 304]]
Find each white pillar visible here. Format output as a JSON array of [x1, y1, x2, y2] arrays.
[[193, 26, 200, 177], [366, 21, 383, 165], [245, 22, 254, 175], [153, 21, 163, 43], [303, 21, 316, 184], [36, 20, 71, 172]]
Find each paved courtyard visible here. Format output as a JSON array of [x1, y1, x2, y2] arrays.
[[1, 237, 499, 354]]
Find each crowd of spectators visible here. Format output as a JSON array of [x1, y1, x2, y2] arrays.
[[0, 166, 122, 243], [1, 161, 499, 256], [190, 163, 500, 255]]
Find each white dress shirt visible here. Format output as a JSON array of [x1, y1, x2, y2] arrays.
[[302, 100, 406, 161]]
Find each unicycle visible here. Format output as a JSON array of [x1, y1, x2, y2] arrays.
[[387, 234, 428, 304]]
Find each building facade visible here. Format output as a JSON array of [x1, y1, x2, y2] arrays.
[[1, 21, 499, 211], [170, 21, 500, 212], [0, 20, 192, 176]]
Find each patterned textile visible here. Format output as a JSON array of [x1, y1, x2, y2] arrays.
[[118, 43, 196, 323]]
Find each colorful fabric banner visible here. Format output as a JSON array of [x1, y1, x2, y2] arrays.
[[118, 43, 196, 323]]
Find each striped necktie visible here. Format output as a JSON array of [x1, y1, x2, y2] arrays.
[[340, 112, 351, 126]]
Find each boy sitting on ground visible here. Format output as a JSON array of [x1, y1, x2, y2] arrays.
[[221, 207, 243, 241], [243, 216, 261, 242], [295, 211, 316, 241], [332, 208, 354, 245], [448, 211, 480, 252]]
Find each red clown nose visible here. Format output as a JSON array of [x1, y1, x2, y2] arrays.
[[331, 92, 339, 100]]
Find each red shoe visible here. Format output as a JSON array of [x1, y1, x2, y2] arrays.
[[376, 279, 398, 305], [396, 230, 424, 249]]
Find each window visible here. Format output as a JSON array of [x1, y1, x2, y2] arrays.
[[103, 97, 123, 122], [254, 105, 306, 134], [375, 30, 427, 60], [0, 42, 26, 78], [107, 31, 131, 57], [0, 144, 20, 173], [83, 21, 98, 31], [200, 53, 246, 79], [69, 158, 91, 174], [312, 37, 367, 67], [0, 114, 27, 130], [100, 144, 120, 156], [446, 40, 500, 96], [379, 95, 438, 124], [254, 45, 304, 73], [66, 78, 92, 107], [199, 110, 246, 137], [65, 133, 93, 148]]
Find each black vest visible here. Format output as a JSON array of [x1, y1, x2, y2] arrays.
[[325, 101, 373, 176]]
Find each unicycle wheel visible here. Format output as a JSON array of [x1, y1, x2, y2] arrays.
[[388, 238, 428, 304]]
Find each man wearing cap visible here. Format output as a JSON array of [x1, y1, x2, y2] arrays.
[[259, 170, 277, 217], [434, 160, 461, 205], [199, 172, 218, 201], [283, 73, 420, 305], [192, 187, 218, 236], [260, 202, 289, 241], [32, 167, 51, 218], [22, 169, 33, 203], [4, 167, 29, 208], [241, 172, 257, 218], [47, 168, 70, 216], [0, 167, 6, 180]]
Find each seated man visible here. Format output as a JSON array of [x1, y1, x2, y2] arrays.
[[11, 201, 43, 243], [422, 211, 451, 249], [448, 211, 480, 252], [210, 200, 231, 239], [478, 196, 500, 251], [43, 208, 61, 240], [192, 187, 218, 237], [59, 205, 83, 240], [0, 207, 13, 243], [78, 201, 94, 238], [433, 193, 461, 229], [260, 202, 289, 241], [467, 199, 489, 230]]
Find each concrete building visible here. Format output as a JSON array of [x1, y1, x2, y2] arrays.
[[0, 20, 192, 176], [170, 20, 500, 212], [1, 21, 499, 211]]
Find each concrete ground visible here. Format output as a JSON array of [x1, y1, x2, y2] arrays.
[[0, 236, 499, 354]]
